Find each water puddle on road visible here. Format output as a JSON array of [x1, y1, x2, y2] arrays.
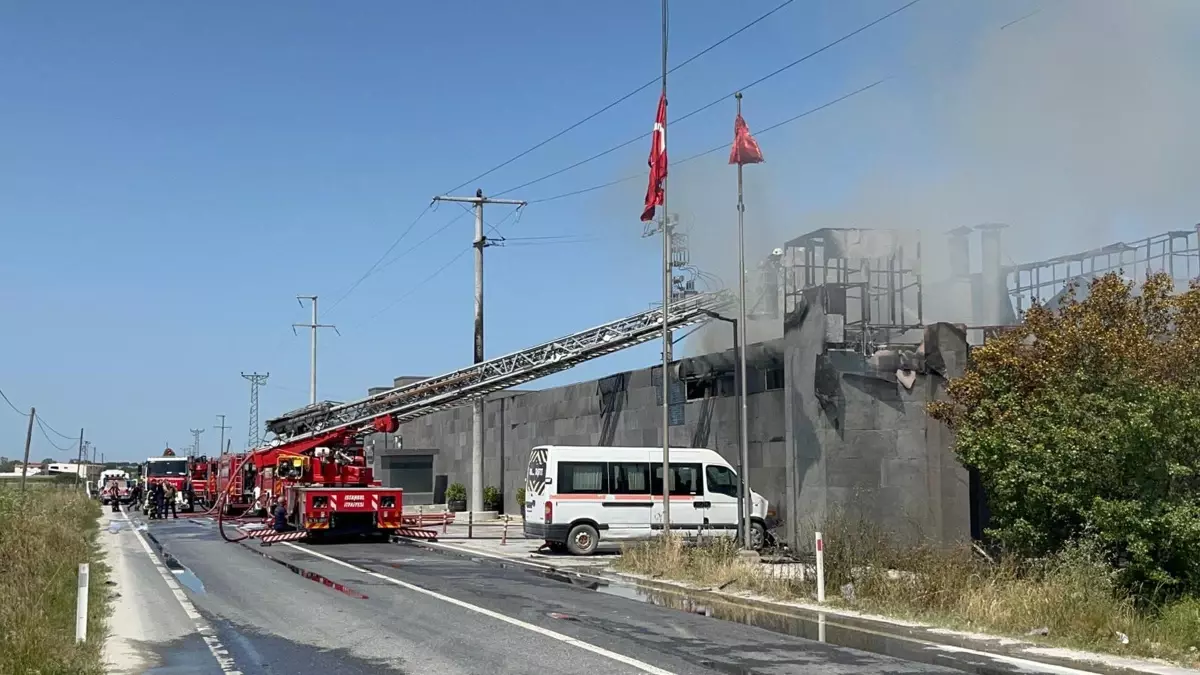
[[530, 569, 1126, 675], [143, 531, 207, 594], [237, 543, 369, 600]]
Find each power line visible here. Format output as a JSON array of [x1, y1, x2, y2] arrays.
[[367, 247, 473, 322], [528, 78, 887, 204], [376, 209, 471, 274], [443, 0, 800, 195], [493, 0, 924, 198], [36, 415, 77, 441], [0, 387, 27, 417], [324, 201, 435, 316], [35, 418, 75, 452]]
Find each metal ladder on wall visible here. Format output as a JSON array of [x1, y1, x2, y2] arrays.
[[265, 290, 735, 444]]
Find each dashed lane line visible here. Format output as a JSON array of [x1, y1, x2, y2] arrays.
[[120, 507, 243, 675]]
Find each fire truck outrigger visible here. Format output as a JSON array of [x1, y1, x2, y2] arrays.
[[215, 290, 734, 545]]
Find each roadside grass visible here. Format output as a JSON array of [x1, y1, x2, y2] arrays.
[[616, 517, 1200, 667], [0, 484, 110, 675]]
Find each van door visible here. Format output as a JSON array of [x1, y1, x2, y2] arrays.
[[605, 458, 653, 540], [525, 447, 550, 530], [651, 462, 706, 536], [703, 463, 741, 538]]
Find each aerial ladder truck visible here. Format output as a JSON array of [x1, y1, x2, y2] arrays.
[[220, 290, 734, 545]]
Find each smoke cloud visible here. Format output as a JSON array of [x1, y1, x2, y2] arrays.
[[671, 0, 1200, 354]]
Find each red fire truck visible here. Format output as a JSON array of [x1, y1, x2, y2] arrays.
[[142, 448, 195, 514], [215, 452, 256, 515], [188, 456, 218, 510]]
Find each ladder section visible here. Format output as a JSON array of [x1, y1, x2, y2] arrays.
[[266, 290, 734, 442]]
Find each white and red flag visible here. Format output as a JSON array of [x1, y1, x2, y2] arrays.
[[640, 93, 668, 222], [728, 113, 764, 165]]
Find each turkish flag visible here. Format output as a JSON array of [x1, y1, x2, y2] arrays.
[[728, 113, 764, 165], [640, 93, 668, 222]]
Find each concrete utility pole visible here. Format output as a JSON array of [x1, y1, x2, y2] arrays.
[[293, 296, 338, 405], [241, 372, 269, 449], [189, 428, 205, 458], [19, 407, 35, 495], [214, 415, 231, 458], [432, 190, 527, 513], [75, 428, 84, 487]]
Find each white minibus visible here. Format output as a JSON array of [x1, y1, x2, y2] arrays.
[[522, 445, 770, 555]]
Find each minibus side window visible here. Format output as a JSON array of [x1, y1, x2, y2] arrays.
[[558, 461, 608, 494], [610, 462, 650, 494], [651, 463, 703, 496], [705, 465, 739, 498]]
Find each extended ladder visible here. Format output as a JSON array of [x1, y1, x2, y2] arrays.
[[265, 290, 734, 443]]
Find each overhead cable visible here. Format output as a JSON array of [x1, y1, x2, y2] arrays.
[[493, 0, 924, 197]]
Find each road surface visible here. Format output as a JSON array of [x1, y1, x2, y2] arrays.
[[105, 511, 1075, 674]]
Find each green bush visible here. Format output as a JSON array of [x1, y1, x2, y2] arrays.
[[929, 272, 1200, 598], [482, 485, 501, 511], [515, 486, 526, 508], [445, 482, 466, 502]]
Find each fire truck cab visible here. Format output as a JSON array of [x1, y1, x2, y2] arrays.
[[142, 448, 195, 514]]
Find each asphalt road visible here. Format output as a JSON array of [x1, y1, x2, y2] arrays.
[[118, 514, 1058, 675]]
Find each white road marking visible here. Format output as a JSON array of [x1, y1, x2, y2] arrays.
[[282, 542, 676, 675], [120, 508, 243, 675]]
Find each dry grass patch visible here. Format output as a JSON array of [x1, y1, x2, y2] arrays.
[[617, 521, 1200, 667], [0, 485, 110, 675]]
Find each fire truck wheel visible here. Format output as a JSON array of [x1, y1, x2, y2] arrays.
[[566, 523, 599, 556]]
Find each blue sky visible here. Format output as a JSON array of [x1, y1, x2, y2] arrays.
[[2, 1, 1196, 461]]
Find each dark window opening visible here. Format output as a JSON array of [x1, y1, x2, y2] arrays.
[[685, 378, 712, 401], [610, 462, 650, 495], [651, 463, 703, 496], [383, 455, 433, 493], [705, 465, 739, 498], [764, 367, 785, 390], [558, 461, 608, 494]]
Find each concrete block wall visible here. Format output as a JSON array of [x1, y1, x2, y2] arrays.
[[372, 352, 787, 516], [371, 313, 972, 547], [783, 288, 971, 547]]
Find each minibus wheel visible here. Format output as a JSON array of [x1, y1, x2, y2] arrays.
[[749, 521, 766, 551], [566, 523, 599, 555]]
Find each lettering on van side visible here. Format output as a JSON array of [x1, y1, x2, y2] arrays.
[[527, 448, 548, 494]]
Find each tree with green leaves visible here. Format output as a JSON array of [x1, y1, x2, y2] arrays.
[[929, 272, 1200, 598]]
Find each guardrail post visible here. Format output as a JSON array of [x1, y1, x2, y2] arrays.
[[815, 531, 825, 603], [75, 563, 89, 642]]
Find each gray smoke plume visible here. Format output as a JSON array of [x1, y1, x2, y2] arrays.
[[672, 0, 1200, 355]]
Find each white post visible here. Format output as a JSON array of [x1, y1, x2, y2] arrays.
[[815, 531, 825, 603], [75, 563, 90, 642]]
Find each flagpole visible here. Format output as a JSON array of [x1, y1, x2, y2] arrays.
[[735, 91, 752, 550], [659, 0, 672, 535]]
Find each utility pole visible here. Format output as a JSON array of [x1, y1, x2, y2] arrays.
[[659, 0, 673, 534], [214, 415, 231, 458], [19, 407, 35, 495], [75, 428, 84, 487], [241, 372, 269, 449], [432, 190, 527, 513], [293, 296, 338, 406], [189, 428, 205, 458]]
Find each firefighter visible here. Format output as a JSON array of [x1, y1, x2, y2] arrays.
[[271, 497, 293, 533], [152, 482, 166, 519], [106, 480, 121, 513], [163, 482, 179, 519]]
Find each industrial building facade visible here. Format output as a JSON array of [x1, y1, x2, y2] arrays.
[[367, 224, 1200, 547]]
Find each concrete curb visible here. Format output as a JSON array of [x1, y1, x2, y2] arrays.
[[601, 570, 1200, 675]]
